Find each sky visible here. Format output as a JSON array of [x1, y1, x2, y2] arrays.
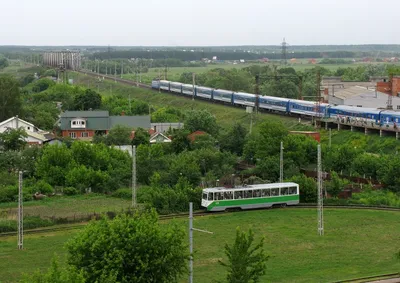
[[0, 0, 399, 46]]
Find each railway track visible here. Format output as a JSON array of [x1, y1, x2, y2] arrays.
[[1, 205, 399, 237], [78, 70, 152, 89], [330, 272, 400, 283]]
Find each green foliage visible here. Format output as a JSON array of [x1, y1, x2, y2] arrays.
[[219, 227, 269, 283], [66, 210, 188, 283], [32, 180, 54, 194], [63, 187, 79, 196], [289, 174, 317, 203], [261, 78, 299, 98], [73, 88, 101, 110], [0, 185, 17, 203], [0, 56, 9, 69], [220, 123, 248, 155], [132, 127, 150, 146], [0, 74, 22, 121], [351, 190, 400, 207], [325, 172, 348, 198], [184, 109, 219, 136], [111, 188, 132, 199], [32, 78, 55, 93], [0, 128, 28, 151], [151, 107, 182, 122], [20, 256, 85, 283], [105, 124, 131, 146], [102, 95, 149, 116], [43, 69, 57, 77], [170, 129, 191, 154]]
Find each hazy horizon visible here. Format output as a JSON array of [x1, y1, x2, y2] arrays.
[[1, 0, 399, 46]]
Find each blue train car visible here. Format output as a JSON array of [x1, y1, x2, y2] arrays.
[[233, 92, 256, 107], [328, 105, 382, 125], [213, 89, 234, 104], [182, 84, 194, 96], [151, 80, 160, 89], [259, 96, 290, 113], [170, 82, 183, 93], [159, 80, 170, 91], [196, 86, 213, 99], [377, 110, 400, 129], [288, 100, 329, 117]]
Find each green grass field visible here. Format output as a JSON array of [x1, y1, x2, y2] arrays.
[[1, 208, 399, 282], [0, 195, 131, 219]]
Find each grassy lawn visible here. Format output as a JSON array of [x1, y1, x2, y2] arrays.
[[0, 194, 131, 219], [1, 208, 399, 282]]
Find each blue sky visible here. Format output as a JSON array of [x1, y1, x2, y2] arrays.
[[1, 0, 399, 46]]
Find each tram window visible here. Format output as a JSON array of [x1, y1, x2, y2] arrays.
[[244, 190, 252, 198], [215, 192, 224, 200], [261, 189, 270, 197], [202, 193, 208, 200], [281, 188, 289, 195], [208, 193, 214, 201], [234, 191, 243, 199], [224, 191, 233, 200], [289, 187, 297, 195], [253, 190, 261, 198], [271, 188, 279, 196]]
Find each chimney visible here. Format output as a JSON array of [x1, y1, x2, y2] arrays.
[[121, 111, 125, 116]]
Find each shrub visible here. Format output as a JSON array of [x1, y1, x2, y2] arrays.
[[0, 185, 18, 203], [24, 216, 54, 230], [112, 188, 132, 199], [63, 187, 79, 196], [33, 180, 54, 195], [0, 220, 17, 233]]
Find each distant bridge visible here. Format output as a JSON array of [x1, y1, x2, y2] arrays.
[[43, 51, 81, 71]]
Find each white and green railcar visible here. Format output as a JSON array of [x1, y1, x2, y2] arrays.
[[201, 182, 299, 212]]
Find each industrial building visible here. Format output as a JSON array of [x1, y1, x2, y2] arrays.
[[43, 51, 81, 71]]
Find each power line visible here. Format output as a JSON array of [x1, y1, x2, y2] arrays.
[[281, 38, 288, 65]]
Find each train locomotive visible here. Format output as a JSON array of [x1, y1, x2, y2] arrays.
[[151, 79, 400, 131]]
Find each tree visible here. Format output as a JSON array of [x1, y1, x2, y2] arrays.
[[73, 89, 102, 110], [0, 128, 27, 151], [220, 123, 247, 155], [0, 75, 21, 121], [66, 210, 187, 283], [32, 78, 55, 92], [105, 125, 131, 146], [289, 174, 318, 203], [184, 110, 219, 136], [325, 171, 348, 198], [219, 228, 269, 283], [132, 127, 150, 146]]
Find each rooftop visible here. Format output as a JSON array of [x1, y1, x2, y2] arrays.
[[61, 111, 109, 118], [109, 115, 150, 129], [203, 182, 298, 192], [331, 86, 377, 100]]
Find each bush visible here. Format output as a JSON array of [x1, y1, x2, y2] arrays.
[[112, 188, 132, 199], [33, 180, 54, 195], [24, 216, 54, 229], [0, 185, 18, 203], [63, 187, 79, 196], [0, 220, 17, 233]]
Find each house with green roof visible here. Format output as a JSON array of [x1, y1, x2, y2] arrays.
[[60, 111, 150, 140]]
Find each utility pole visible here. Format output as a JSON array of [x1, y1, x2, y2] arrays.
[[18, 171, 23, 250], [317, 144, 324, 236], [132, 145, 137, 208], [129, 94, 131, 113], [192, 72, 195, 101], [189, 202, 213, 283], [121, 61, 123, 78], [114, 61, 116, 82], [255, 75, 260, 114], [280, 141, 284, 183]]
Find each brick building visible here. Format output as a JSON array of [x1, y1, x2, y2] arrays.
[[59, 111, 150, 140]]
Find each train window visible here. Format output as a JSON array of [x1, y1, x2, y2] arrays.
[[234, 191, 243, 199], [202, 193, 208, 200], [208, 193, 214, 201], [244, 190, 252, 198], [215, 192, 224, 200], [281, 188, 289, 195], [289, 187, 297, 195], [224, 191, 233, 200], [271, 188, 279, 196], [253, 190, 261, 198]]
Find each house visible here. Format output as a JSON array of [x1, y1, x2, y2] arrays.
[[0, 116, 50, 145], [59, 111, 151, 140], [149, 132, 172, 144], [150, 122, 184, 133]]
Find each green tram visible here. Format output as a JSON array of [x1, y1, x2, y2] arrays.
[[201, 182, 299, 212]]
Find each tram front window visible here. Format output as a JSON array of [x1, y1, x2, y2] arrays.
[[208, 193, 214, 201], [202, 193, 208, 200], [289, 187, 297, 195]]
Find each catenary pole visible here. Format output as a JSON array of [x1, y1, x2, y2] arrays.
[[132, 145, 137, 208], [18, 171, 23, 250]]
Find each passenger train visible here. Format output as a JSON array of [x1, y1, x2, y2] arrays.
[[151, 80, 400, 131]]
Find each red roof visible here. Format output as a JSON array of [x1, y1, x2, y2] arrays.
[[187, 131, 207, 142]]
